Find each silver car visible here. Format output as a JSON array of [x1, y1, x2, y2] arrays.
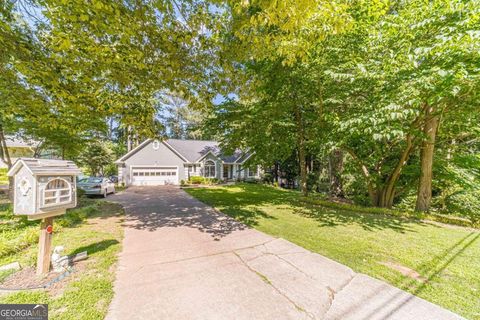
[[78, 177, 115, 197]]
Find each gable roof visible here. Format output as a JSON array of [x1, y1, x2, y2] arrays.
[[116, 139, 249, 164], [8, 158, 81, 177], [166, 139, 219, 162], [5, 136, 40, 148]]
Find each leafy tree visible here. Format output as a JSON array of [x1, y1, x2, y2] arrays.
[[77, 141, 114, 176], [2, 0, 222, 161], [208, 61, 323, 195], [158, 91, 208, 139], [315, 0, 480, 208]]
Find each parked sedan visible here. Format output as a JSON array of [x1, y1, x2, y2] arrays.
[[77, 177, 115, 197]]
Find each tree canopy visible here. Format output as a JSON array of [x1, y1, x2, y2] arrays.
[[1, 0, 479, 218]]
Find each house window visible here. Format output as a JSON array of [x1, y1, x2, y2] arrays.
[[152, 140, 160, 150], [204, 160, 216, 178], [248, 167, 257, 177], [42, 178, 71, 207]]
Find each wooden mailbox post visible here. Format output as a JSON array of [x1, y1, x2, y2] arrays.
[[7, 158, 81, 275]]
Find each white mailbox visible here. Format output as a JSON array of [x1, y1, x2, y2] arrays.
[[7, 158, 82, 220]]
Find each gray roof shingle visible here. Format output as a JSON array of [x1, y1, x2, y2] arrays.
[[5, 136, 40, 148], [116, 139, 250, 164], [166, 139, 247, 163], [8, 158, 82, 176]]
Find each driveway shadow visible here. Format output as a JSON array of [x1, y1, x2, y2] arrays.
[[109, 187, 255, 239], [109, 185, 425, 240]]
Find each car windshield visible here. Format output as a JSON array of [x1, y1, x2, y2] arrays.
[[79, 177, 103, 183]]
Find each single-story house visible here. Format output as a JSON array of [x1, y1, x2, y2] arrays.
[[0, 137, 40, 168], [115, 139, 261, 186]]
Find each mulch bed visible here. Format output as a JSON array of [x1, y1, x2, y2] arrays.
[[0, 267, 67, 290], [0, 259, 88, 292]]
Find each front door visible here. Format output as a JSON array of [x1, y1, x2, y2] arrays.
[[223, 165, 229, 180]]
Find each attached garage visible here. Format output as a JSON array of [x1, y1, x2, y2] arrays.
[[131, 167, 179, 186], [115, 139, 257, 187]]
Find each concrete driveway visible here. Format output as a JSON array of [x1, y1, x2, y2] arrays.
[[106, 186, 462, 320]]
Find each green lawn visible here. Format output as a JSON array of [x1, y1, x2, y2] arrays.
[[0, 168, 7, 185], [0, 194, 124, 320], [185, 183, 480, 320]]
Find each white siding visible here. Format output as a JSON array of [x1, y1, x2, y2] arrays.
[[123, 141, 187, 185]]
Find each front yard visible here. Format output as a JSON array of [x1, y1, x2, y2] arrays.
[[185, 183, 480, 319], [0, 193, 124, 320]]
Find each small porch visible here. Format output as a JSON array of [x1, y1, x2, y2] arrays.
[[222, 164, 241, 181]]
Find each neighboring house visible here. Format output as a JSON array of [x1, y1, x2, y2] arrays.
[[0, 137, 40, 168], [115, 139, 261, 186]]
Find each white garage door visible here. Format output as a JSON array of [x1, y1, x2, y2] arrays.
[[131, 167, 179, 186]]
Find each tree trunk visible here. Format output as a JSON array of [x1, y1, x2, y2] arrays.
[[274, 161, 280, 184], [380, 135, 414, 208], [415, 106, 439, 212], [346, 133, 414, 209], [344, 147, 376, 205], [328, 149, 344, 198], [0, 125, 14, 200], [297, 139, 308, 196], [0, 126, 12, 167], [0, 134, 4, 166], [34, 142, 42, 158], [127, 125, 132, 152], [293, 105, 308, 196]]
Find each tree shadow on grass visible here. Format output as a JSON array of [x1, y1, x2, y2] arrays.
[[90, 202, 125, 219], [193, 185, 428, 233], [69, 239, 119, 256], [217, 206, 277, 227], [111, 184, 433, 239], [295, 204, 424, 233]]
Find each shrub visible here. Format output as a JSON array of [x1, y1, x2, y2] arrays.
[[180, 180, 186, 186], [262, 173, 274, 184], [0, 226, 38, 260], [439, 190, 480, 225], [189, 176, 204, 184], [306, 172, 320, 192], [187, 177, 220, 185], [56, 203, 98, 227], [209, 178, 219, 184], [77, 187, 86, 198]]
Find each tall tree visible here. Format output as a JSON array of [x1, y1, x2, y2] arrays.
[[158, 91, 207, 139], [320, 0, 480, 208], [2, 0, 221, 159]]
